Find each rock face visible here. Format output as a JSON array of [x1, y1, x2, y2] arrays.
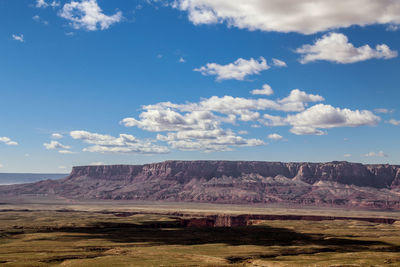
[[1, 160, 400, 209]]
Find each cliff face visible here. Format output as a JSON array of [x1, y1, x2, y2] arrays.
[[1, 161, 400, 209], [68, 161, 400, 189]]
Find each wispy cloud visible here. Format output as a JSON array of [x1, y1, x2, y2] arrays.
[[387, 119, 400, 126], [364, 151, 388, 157], [271, 58, 287, 67], [12, 34, 24, 42], [0, 137, 18, 146], [51, 133, 64, 139]]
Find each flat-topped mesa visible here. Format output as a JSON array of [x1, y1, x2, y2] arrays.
[[68, 165, 143, 181], [1, 160, 400, 208], [67, 160, 400, 189]]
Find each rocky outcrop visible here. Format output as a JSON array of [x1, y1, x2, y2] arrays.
[[0, 160, 400, 209], [179, 214, 397, 227]]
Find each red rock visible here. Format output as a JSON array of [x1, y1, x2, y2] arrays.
[[0, 161, 400, 209]]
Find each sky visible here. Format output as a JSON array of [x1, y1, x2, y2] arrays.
[[0, 0, 399, 173]]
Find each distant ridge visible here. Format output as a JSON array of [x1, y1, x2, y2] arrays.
[[0, 161, 399, 209], [0, 173, 68, 185]]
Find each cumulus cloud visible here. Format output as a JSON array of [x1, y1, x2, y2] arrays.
[[172, 0, 400, 34], [297, 33, 397, 64], [43, 140, 71, 150], [267, 133, 283, 140], [344, 154, 352, 158], [12, 34, 24, 42], [59, 0, 123, 31], [272, 58, 287, 67], [121, 87, 379, 151], [364, 151, 388, 157], [70, 130, 169, 154], [387, 119, 400, 126], [194, 57, 269, 81], [279, 89, 324, 105], [286, 104, 380, 135], [0, 137, 18, 146], [122, 89, 323, 130], [251, 84, 274, 96], [157, 130, 264, 152]]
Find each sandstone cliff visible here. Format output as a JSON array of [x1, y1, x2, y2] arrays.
[[1, 161, 400, 209]]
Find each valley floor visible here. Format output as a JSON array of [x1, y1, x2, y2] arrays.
[[0, 202, 400, 266]]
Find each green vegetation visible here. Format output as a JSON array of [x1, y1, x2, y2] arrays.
[[0, 208, 399, 266]]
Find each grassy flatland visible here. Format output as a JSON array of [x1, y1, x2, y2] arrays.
[[0, 204, 399, 266]]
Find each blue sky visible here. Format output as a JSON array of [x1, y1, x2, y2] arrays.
[[0, 0, 399, 172]]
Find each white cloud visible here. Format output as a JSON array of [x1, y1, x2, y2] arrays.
[[51, 133, 64, 139], [33, 15, 49, 25], [0, 137, 18, 146], [36, 0, 48, 8], [272, 58, 287, 67], [157, 130, 264, 152], [290, 126, 326, 136], [35, 0, 60, 8], [70, 130, 169, 154], [173, 0, 400, 34], [12, 34, 24, 42], [387, 119, 400, 126], [267, 133, 283, 140], [50, 1, 60, 7], [194, 57, 269, 81], [364, 151, 388, 157], [122, 88, 380, 152], [251, 84, 274, 96], [279, 89, 324, 105], [262, 114, 287, 127], [59, 0, 123, 31], [344, 154, 352, 158], [43, 140, 71, 150], [286, 104, 380, 135], [374, 108, 395, 114], [297, 33, 397, 64], [179, 57, 186, 63], [90, 161, 105, 166], [387, 24, 400, 31]]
